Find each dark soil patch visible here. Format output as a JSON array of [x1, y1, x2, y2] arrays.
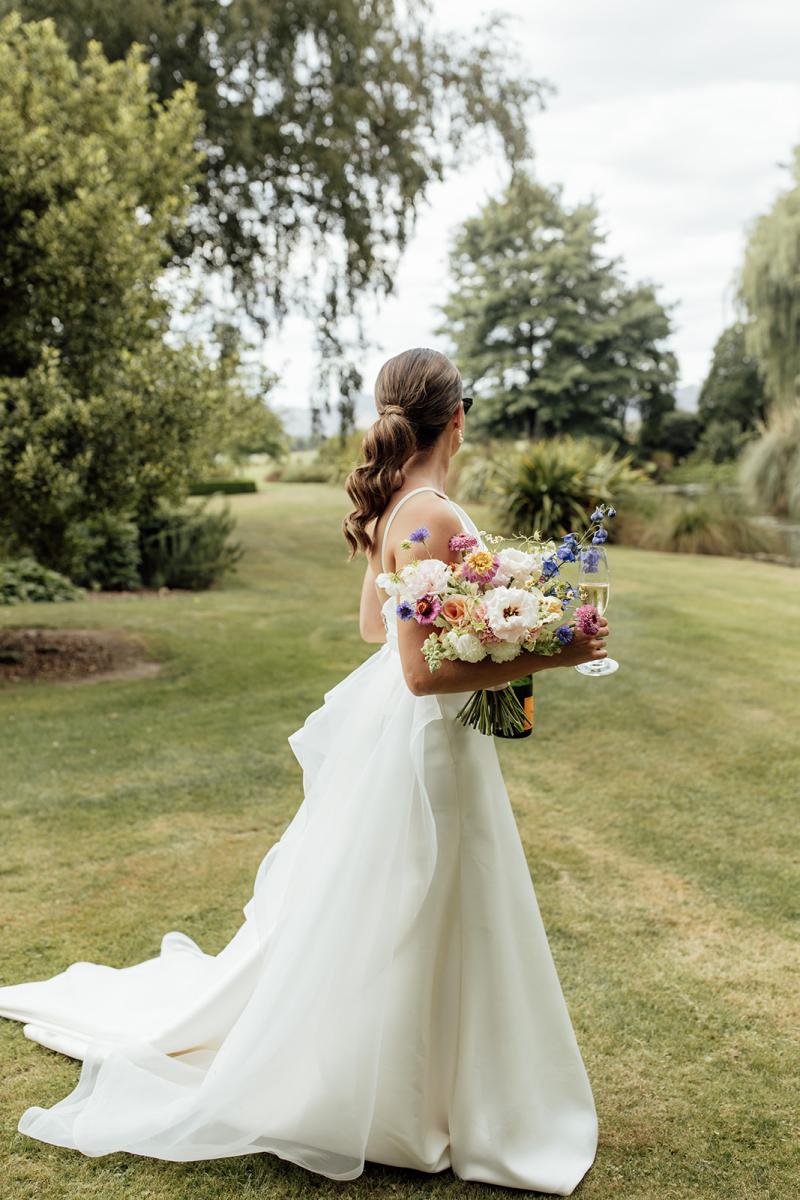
[[0, 628, 161, 684]]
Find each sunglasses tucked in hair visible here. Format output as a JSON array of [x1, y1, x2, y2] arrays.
[[462, 396, 473, 414]]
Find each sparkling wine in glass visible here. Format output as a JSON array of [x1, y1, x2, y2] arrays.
[[574, 546, 619, 677]]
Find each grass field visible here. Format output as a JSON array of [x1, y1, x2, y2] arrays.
[[1, 483, 797, 1200]]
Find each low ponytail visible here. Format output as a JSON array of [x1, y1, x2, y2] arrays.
[[343, 349, 462, 558]]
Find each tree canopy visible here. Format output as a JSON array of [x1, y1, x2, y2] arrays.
[[739, 143, 800, 409], [0, 15, 273, 570], [697, 323, 767, 431], [5, 0, 546, 430], [436, 171, 678, 444]]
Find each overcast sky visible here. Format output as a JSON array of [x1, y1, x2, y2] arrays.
[[262, 0, 800, 434]]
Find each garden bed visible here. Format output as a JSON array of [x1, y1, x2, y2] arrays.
[[0, 628, 160, 684]]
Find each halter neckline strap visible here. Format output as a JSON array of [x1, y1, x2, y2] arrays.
[[379, 485, 465, 574]]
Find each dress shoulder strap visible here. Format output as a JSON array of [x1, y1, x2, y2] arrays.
[[379, 485, 468, 573]]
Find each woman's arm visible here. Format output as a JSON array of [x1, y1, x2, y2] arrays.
[[392, 502, 609, 696], [359, 559, 388, 644]]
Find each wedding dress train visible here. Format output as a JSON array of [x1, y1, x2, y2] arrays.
[[0, 490, 598, 1195]]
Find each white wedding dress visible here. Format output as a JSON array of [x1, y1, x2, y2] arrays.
[[0, 487, 598, 1195]]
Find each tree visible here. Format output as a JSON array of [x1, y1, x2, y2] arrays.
[[0, 16, 277, 571], [5, 0, 547, 431], [436, 171, 677, 443], [657, 411, 702, 463], [739, 143, 800, 408], [698, 323, 767, 432]]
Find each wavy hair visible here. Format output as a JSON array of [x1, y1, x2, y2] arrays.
[[342, 348, 462, 558]]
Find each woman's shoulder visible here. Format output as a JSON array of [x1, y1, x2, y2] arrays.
[[374, 487, 462, 572], [381, 486, 456, 535]]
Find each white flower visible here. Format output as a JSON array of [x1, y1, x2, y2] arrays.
[[483, 586, 543, 643], [375, 571, 406, 598], [488, 640, 521, 663], [493, 546, 542, 586], [444, 630, 487, 663], [400, 557, 450, 600]]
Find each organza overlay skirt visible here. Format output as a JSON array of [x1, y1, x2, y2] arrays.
[[0, 597, 598, 1195]]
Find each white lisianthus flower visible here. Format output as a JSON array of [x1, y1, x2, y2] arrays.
[[401, 557, 450, 600], [444, 630, 487, 663], [493, 547, 543, 586], [488, 640, 521, 663], [375, 571, 406, 598], [483, 586, 543, 643]]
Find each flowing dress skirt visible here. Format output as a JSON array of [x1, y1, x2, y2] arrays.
[[0, 629, 598, 1195]]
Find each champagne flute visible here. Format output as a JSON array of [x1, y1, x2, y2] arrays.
[[574, 545, 619, 676]]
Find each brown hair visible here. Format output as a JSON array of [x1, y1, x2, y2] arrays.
[[342, 348, 462, 558]]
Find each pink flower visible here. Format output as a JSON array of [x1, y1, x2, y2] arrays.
[[575, 604, 601, 636], [477, 626, 502, 645], [448, 532, 478, 554], [461, 549, 500, 585], [414, 594, 443, 624]]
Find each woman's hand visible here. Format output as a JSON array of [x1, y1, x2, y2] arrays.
[[550, 616, 610, 669]]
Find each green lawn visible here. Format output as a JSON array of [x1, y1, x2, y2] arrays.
[[1, 483, 797, 1200]]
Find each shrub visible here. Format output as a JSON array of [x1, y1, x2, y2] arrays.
[[739, 404, 800, 519], [314, 431, 366, 484], [278, 433, 366, 485], [494, 436, 648, 535], [614, 488, 783, 557], [450, 441, 509, 504], [279, 459, 334, 484], [189, 480, 258, 496], [138, 504, 243, 590], [696, 418, 753, 465], [0, 558, 83, 605], [68, 514, 142, 591]]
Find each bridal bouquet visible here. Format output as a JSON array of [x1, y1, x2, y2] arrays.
[[376, 504, 617, 735]]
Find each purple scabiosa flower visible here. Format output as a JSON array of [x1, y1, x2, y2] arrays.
[[575, 604, 601, 636], [591, 527, 608, 545], [414, 594, 442, 624], [448, 532, 478, 554], [396, 599, 414, 621], [590, 505, 605, 523], [555, 624, 574, 645], [461, 550, 500, 585], [580, 547, 602, 573], [409, 527, 429, 543]]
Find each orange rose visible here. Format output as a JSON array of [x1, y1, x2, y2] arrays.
[[441, 595, 470, 627]]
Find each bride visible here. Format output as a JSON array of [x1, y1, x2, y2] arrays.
[[0, 347, 608, 1195]]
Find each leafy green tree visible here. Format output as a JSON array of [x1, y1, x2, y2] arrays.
[[437, 171, 677, 442], [739, 143, 800, 408], [6, 0, 545, 431], [657, 411, 702, 463], [698, 323, 767, 433], [0, 16, 278, 572]]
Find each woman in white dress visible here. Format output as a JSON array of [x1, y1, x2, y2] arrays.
[[0, 347, 608, 1194]]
